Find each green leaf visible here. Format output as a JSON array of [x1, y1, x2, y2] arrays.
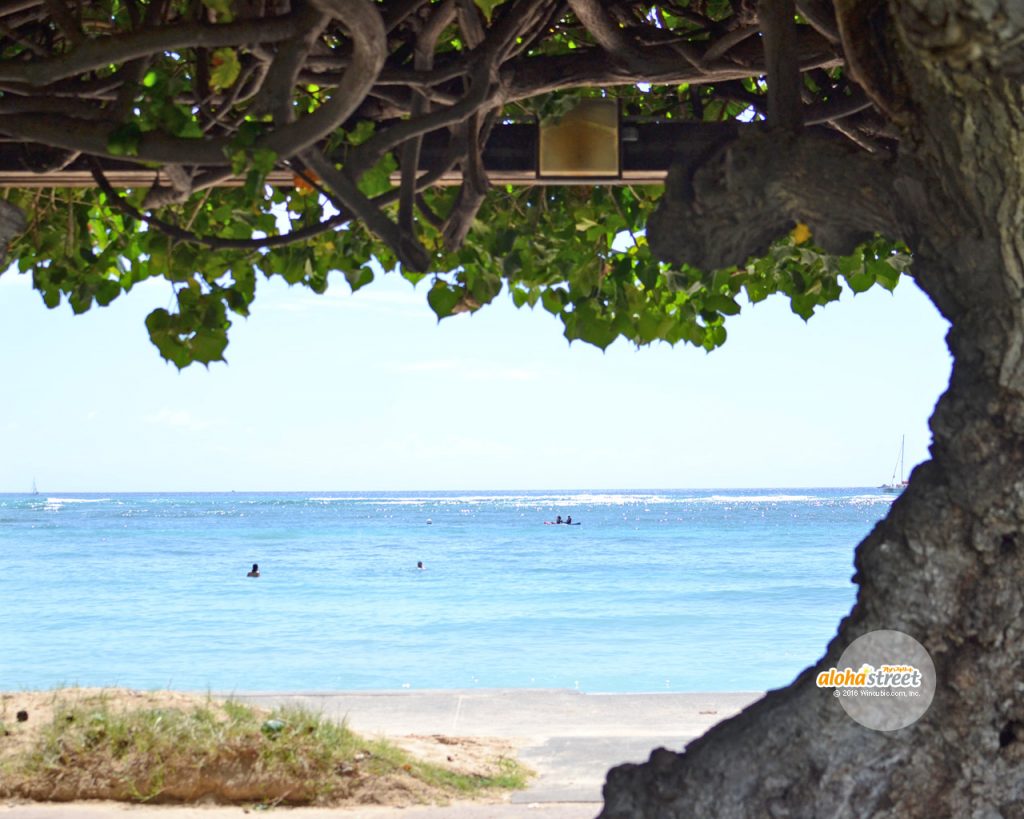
[[502, 250, 522, 277], [510, 287, 530, 308], [427, 281, 462, 319], [845, 270, 874, 293], [251, 148, 277, 175], [564, 303, 617, 350], [176, 120, 203, 139], [473, 0, 507, 22], [189, 329, 229, 364], [634, 255, 659, 290], [541, 288, 565, 315], [107, 123, 142, 157], [467, 270, 502, 306], [492, 228, 516, 255], [345, 120, 376, 146], [711, 268, 734, 292], [95, 280, 121, 306], [867, 259, 900, 291], [357, 154, 397, 198], [201, 0, 234, 21], [344, 266, 374, 292], [232, 121, 264, 148], [228, 149, 247, 176], [703, 293, 741, 315], [790, 294, 817, 320], [146, 308, 189, 368], [209, 48, 241, 91]]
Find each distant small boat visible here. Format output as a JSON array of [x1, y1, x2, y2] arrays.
[[881, 436, 909, 493], [31, 478, 38, 495]]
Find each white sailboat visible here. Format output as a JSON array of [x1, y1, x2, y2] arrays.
[[881, 436, 909, 493]]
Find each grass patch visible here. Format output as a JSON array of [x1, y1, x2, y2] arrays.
[[0, 689, 530, 806]]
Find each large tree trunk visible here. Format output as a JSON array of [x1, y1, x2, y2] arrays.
[[603, 3, 1024, 816]]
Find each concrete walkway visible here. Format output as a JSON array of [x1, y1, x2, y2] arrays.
[[235, 690, 761, 803], [1, 690, 762, 819]]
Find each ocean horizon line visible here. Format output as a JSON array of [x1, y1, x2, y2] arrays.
[[1, 485, 892, 495]]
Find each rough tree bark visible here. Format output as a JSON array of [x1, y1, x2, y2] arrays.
[[604, 2, 1024, 816]]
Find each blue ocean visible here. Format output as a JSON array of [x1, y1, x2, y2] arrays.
[[0, 490, 890, 693]]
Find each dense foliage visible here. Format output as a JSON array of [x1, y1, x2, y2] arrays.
[[0, 0, 904, 365]]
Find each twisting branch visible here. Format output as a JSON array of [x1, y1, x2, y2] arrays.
[[0, 13, 310, 85], [804, 87, 872, 124], [441, 111, 491, 251], [302, 146, 432, 271], [347, 0, 554, 177], [455, 0, 486, 49], [569, 0, 670, 69], [260, 0, 387, 159], [415, 191, 446, 228], [346, 59, 500, 177], [703, 25, 759, 61], [250, 4, 330, 123], [567, 0, 704, 72], [399, 0, 455, 249], [503, 29, 843, 99], [796, 0, 840, 43], [0, 0, 387, 168], [0, 18, 47, 55]]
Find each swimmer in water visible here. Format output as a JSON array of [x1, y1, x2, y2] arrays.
[[417, 561, 425, 570], [247, 563, 260, 577]]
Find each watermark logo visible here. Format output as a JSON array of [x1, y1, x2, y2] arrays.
[[817, 630, 935, 731]]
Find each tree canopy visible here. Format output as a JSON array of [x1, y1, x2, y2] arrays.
[[0, 0, 908, 365]]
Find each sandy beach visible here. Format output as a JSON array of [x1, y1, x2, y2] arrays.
[[0, 689, 762, 818]]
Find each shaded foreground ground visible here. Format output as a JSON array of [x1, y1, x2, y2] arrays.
[[1, 690, 762, 817]]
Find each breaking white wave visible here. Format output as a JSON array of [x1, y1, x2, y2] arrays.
[[683, 494, 817, 503], [308, 493, 679, 507], [847, 494, 897, 505], [43, 497, 112, 511]]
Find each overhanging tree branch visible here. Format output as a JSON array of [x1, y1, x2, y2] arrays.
[[648, 129, 903, 269], [0, 14, 309, 85]]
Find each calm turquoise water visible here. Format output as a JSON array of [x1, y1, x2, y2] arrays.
[[0, 490, 890, 693]]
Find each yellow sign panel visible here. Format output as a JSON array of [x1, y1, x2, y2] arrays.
[[538, 99, 620, 178]]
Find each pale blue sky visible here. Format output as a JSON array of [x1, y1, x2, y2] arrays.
[[1, 259, 951, 492]]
